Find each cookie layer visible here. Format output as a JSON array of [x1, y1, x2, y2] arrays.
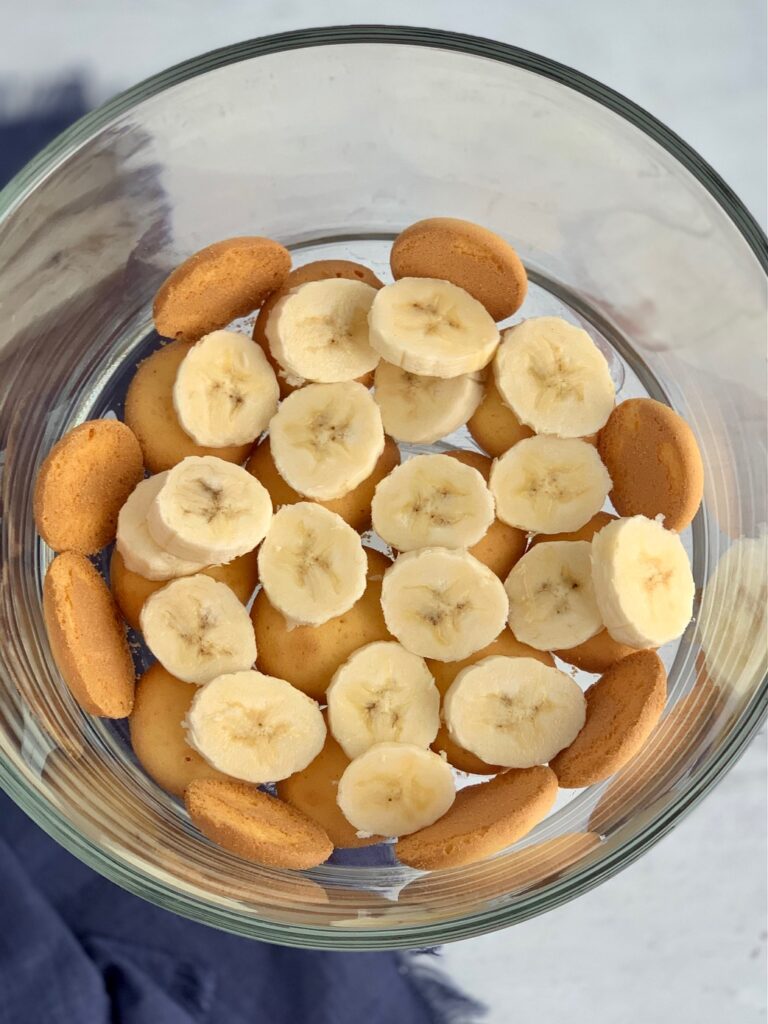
[[34, 420, 143, 555], [43, 552, 135, 717], [598, 398, 703, 531], [130, 663, 231, 797], [185, 778, 333, 868], [253, 259, 383, 397], [397, 766, 558, 869], [551, 650, 667, 788], [246, 435, 399, 532], [154, 236, 291, 342], [468, 377, 534, 458], [390, 218, 527, 321], [251, 548, 392, 701], [110, 547, 259, 632], [125, 341, 252, 472]]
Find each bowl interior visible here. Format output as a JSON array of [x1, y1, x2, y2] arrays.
[[0, 28, 765, 949]]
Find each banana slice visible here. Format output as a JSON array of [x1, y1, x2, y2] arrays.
[[173, 330, 279, 446], [494, 317, 615, 437], [591, 515, 695, 648], [381, 548, 508, 661], [269, 381, 385, 500], [504, 541, 603, 651], [327, 641, 440, 758], [444, 656, 586, 768], [371, 453, 494, 552], [257, 502, 367, 626], [265, 279, 379, 384], [147, 455, 272, 563], [490, 436, 611, 534], [140, 574, 257, 684], [336, 742, 455, 837], [186, 670, 326, 783], [116, 473, 208, 581], [368, 277, 500, 378], [373, 361, 484, 443]]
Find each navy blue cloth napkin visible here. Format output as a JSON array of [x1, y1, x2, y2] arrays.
[[0, 84, 485, 1024]]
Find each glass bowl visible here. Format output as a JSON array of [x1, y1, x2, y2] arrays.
[[0, 26, 765, 951]]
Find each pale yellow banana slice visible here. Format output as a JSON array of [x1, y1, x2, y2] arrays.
[[697, 534, 768, 696], [380, 548, 508, 661], [257, 502, 367, 626], [327, 640, 440, 758], [373, 361, 484, 443], [494, 317, 615, 437], [504, 541, 603, 651], [336, 742, 455, 837], [116, 473, 208, 581], [186, 670, 326, 783], [140, 574, 257, 684], [444, 655, 586, 768], [371, 453, 494, 552], [265, 279, 379, 383], [591, 515, 695, 648], [173, 330, 279, 447], [269, 381, 385, 500], [146, 456, 272, 563], [368, 277, 500, 378], [489, 436, 611, 534]]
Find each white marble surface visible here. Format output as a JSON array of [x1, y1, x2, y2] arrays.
[[2, 3, 766, 1021]]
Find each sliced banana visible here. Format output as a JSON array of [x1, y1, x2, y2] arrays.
[[591, 515, 695, 648], [504, 541, 603, 651], [140, 574, 257, 685], [265, 279, 379, 384], [173, 330, 280, 447], [116, 473, 208, 581], [336, 742, 455, 837], [494, 317, 615, 437], [373, 361, 484, 443], [327, 641, 440, 758], [490, 436, 611, 534], [257, 502, 367, 626], [444, 656, 586, 768], [381, 548, 508, 661], [269, 381, 385, 500], [186, 670, 326, 783], [368, 277, 500, 378], [147, 455, 272, 563], [372, 453, 494, 552]]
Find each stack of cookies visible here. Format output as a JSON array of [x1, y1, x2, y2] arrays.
[[34, 218, 704, 873]]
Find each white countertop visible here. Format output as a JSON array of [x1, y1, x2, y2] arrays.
[[2, 3, 766, 1020]]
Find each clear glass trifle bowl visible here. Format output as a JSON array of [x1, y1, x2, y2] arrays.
[[0, 26, 765, 950]]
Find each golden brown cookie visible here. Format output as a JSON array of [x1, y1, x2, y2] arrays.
[[110, 548, 259, 632], [124, 341, 252, 472], [130, 663, 231, 797], [251, 548, 392, 701], [597, 398, 704, 532], [446, 450, 527, 578], [390, 217, 527, 322], [467, 377, 535, 458], [551, 650, 667, 788], [34, 420, 143, 555], [153, 236, 291, 343], [428, 630, 554, 774], [588, 672, 720, 832], [246, 435, 400, 532], [185, 778, 333, 868], [397, 766, 557, 869], [277, 724, 380, 849], [529, 513, 640, 672], [43, 552, 135, 717], [253, 259, 383, 398]]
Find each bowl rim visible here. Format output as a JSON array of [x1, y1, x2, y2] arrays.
[[0, 24, 766, 951]]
